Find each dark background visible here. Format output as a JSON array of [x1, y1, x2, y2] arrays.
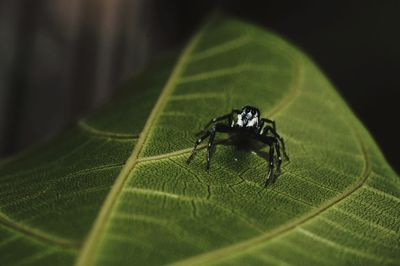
[[0, 0, 399, 172]]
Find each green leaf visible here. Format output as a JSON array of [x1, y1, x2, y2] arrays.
[[1, 15, 399, 266]]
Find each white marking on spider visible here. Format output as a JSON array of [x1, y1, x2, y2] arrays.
[[246, 116, 258, 127], [237, 114, 244, 127]]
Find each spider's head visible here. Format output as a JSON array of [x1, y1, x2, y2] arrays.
[[237, 105, 260, 128]]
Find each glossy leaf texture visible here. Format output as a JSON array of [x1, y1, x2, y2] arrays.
[[1, 15, 399, 266]]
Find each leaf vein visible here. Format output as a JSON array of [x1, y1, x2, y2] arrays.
[[0, 212, 80, 250], [78, 119, 139, 140]]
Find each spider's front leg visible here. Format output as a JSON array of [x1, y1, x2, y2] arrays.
[[260, 118, 276, 131], [196, 109, 240, 136], [187, 123, 232, 171], [205, 123, 232, 171], [187, 131, 210, 164]]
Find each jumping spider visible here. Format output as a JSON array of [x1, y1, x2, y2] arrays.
[[186, 105, 289, 186]]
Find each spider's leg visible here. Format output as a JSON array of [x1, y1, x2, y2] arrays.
[[187, 131, 211, 164], [279, 137, 289, 161], [196, 114, 228, 136], [266, 144, 275, 186], [261, 125, 289, 161], [260, 125, 273, 135], [206, 123, 232, 171], [197, 109, 240, 135], [275, 140, 282, 177], [206, 127, 216, 171], [255, 134, 275, 186], [260, 118, 276, 131], [257, 120, 265, 134], [270, 129, 289, 161]]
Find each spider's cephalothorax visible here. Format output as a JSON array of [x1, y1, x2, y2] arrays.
[[187, 105, 289, 186], [236, 105, 260, 128]]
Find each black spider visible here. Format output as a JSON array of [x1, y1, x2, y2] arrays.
[[186, 105, 289, 186]]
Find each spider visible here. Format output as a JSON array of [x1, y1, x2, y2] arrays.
[[186, 105, 289, 186]]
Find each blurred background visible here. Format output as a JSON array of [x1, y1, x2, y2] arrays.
[[0, 0, 399, 172]]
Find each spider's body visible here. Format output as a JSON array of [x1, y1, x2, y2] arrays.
[[187, 105, 289, 186]]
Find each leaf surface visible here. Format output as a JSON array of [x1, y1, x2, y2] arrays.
[[1, 15, 399, 266]]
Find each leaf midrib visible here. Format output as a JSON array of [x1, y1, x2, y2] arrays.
[[74, 24, 207, 266]]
